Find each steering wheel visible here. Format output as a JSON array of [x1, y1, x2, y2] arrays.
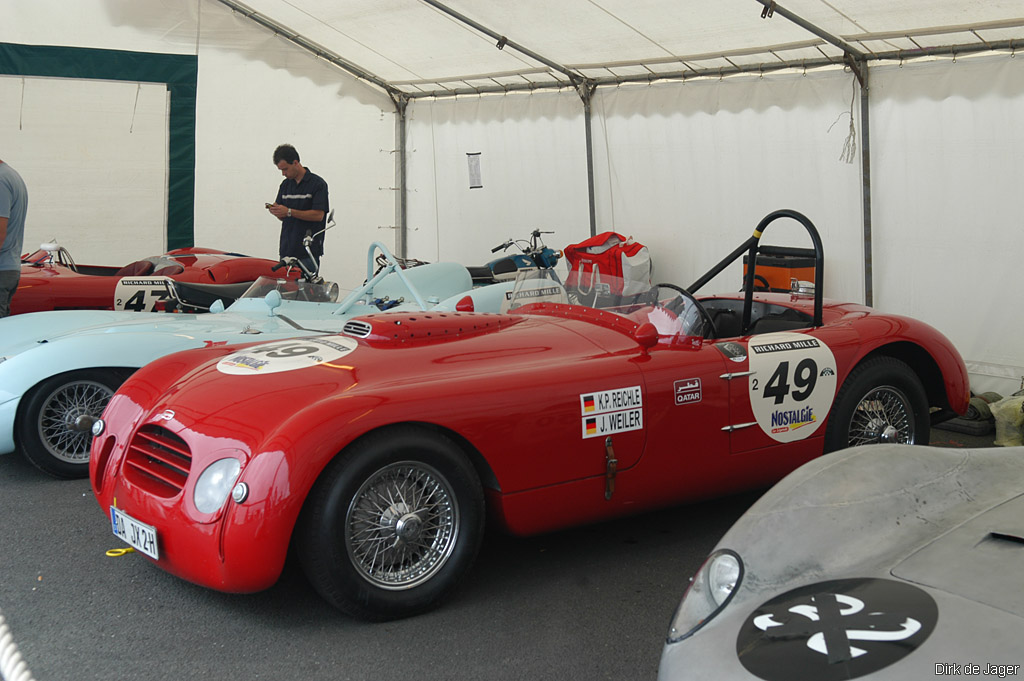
[[654, 283, 718, 340]]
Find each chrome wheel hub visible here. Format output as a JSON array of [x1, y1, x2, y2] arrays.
[[848, 386, 915, 447], [38, 380, 115, 463], [346, 461, 459, 590]]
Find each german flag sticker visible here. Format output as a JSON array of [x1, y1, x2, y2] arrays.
[[585, 418, 597, 436], [582, 395, 596, 412]]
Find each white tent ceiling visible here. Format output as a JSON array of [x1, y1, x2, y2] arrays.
[[218, 0, 1024, 97]]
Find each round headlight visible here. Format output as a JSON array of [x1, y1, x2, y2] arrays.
[[667, 549, 743, 643], [193, 458, 242, 514]]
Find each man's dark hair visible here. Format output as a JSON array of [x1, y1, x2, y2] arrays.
[[273, 144, 300, 165]]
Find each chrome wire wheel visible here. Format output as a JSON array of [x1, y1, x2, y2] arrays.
[[345, 461, 459, 591], [847, 385, 916, 446], [36, 379, 115, 464]]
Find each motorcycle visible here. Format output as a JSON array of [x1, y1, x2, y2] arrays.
[[468, 229, 562, 285]]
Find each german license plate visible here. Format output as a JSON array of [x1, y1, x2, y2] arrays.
[[110, 507, 160, 560]]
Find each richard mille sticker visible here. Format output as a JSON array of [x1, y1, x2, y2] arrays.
[[580, 386, 643, 439], [217, 336, 357, 375], [736, 578, 938, 681], [747, 332, 837, 443]]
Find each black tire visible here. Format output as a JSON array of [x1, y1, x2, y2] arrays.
[[824, 356, 929, 453], [17, 369, 130, 479], [297, 426, 485, 621]]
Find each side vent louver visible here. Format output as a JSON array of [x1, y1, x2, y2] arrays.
[[343, 320, 373, 338]]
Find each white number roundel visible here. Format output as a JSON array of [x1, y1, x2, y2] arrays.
[[747, 332, 838, 443], [217, 335, 357, 375]]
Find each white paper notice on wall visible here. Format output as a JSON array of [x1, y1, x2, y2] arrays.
[[467, 152, 482, 189]]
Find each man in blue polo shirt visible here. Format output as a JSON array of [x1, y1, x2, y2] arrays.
[[0, 158, 28, 318], [266, 144, 329, 273]]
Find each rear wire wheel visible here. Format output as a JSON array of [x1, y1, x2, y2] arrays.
[[298, 426, 485, 621], [824, 356, 929, 453]]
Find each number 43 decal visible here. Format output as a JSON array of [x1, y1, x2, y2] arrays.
[[117, 287, 169, 311], [114, 278, 173, 312], [751, 359, 818, 404]]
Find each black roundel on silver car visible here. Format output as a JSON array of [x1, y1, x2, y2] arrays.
[[736, 578, 938, 681]]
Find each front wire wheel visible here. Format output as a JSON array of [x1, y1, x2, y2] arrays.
[[299, 426, 484, 621], [346, 461, 459, 590]]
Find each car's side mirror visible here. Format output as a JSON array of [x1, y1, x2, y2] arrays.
[[265, 289, 282, 316], [633, 322, 659, 351]]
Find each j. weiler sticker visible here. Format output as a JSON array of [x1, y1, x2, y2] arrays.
[[580, 386, 643, 439]]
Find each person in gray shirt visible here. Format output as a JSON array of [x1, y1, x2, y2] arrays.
[[0, 158, 29, 318]]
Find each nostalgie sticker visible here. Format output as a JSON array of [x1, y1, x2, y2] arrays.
[[217, 335, 357, 375], [580, 386, 643, 439], [747, 332, 838, 443]]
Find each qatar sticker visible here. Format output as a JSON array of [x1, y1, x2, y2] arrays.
[[674, 378, 702, 405], [747, 332, 837, 443], [217, 336, 357, 375], [580, 386, 643, 439], [736, 578, 938, 681]]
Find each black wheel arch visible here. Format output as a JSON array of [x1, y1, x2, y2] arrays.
[[851, 342, 951, 414], [14, 366, 137, 443], [289, 421, 500, 545]]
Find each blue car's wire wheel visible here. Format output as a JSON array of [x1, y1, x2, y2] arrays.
[[18, 369, 128, 479]]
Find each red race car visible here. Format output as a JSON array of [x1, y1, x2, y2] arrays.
[[13, 242, 298, 315], [90, 210, 969, 621]]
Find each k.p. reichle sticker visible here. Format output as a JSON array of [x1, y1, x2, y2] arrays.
[[580, 386, 643, 439]]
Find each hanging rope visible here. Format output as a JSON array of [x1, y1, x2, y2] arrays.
[[827, 76, 858, 164], [0, 607, 36, 681]]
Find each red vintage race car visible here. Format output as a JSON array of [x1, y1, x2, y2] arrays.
[[13, 242, 298, 315], [89, 210, 969, 621]]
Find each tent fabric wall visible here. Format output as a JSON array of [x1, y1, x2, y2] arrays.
[[0, 73, 170, 262], [871, 54, 1024, 395], [0, 0, 397, 287], [590, 71, 864, 299], [405, 90, 591, 270]]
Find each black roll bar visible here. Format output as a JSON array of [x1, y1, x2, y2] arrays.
[[687, 209, 825, 331]]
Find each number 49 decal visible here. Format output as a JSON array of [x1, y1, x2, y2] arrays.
[[747, 333, 838, 443], [754, 358, 819, 405]]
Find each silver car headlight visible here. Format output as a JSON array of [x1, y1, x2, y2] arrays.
[[193, 458, 242, 514], [667, 549, 743, 643]]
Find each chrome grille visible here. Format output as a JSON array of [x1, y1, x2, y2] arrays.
[[124, 424, 192, 498], [343, 320, 373, 338]]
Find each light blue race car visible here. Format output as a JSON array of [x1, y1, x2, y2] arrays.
[[0, 242, 521, 479]]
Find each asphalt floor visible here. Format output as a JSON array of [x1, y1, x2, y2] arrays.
[[0, 425, 997, 681]]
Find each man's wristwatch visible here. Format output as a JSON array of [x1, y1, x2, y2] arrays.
[[287, 208, 292, 217]]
